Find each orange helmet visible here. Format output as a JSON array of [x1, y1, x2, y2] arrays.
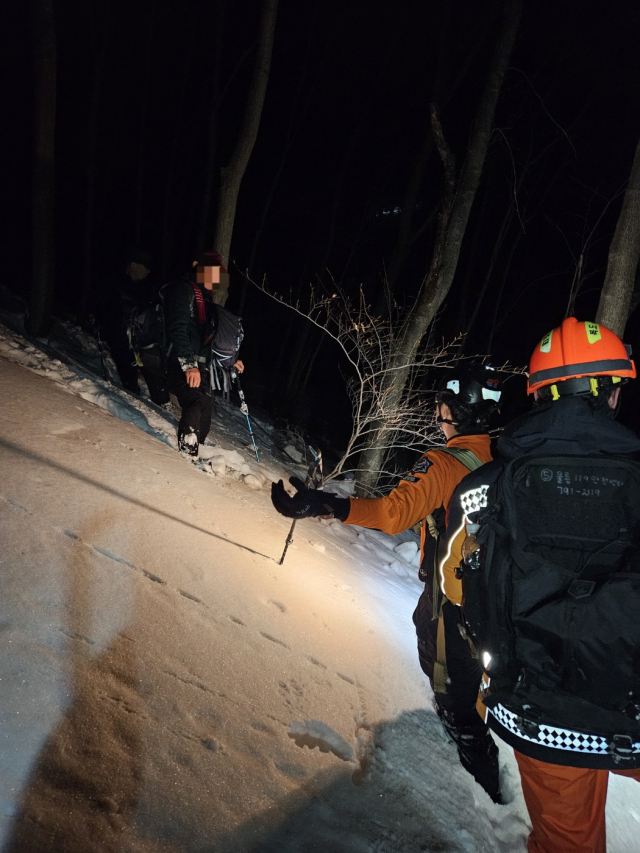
[[527, 317, 636, 399]]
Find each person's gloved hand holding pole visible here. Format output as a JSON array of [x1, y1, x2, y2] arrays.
[[271, 477, 350, 521]]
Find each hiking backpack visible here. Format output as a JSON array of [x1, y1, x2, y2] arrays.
[[141, 281, 244, 387], [210, 303, 244, 375], [462, 454, 640, 759], [126, 302, 165, 363], [189, 283, 244, 391]]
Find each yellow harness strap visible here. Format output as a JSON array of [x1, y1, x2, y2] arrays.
[[428, 446, 485, 695], [433, 602, 448, 693]]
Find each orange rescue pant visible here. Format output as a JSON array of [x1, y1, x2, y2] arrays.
[[514, 750, 640, 853]]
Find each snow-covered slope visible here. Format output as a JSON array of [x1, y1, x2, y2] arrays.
[[1, 317, 639, 852]]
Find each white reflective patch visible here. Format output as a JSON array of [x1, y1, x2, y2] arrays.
[[482, 651, 492, 669], [446, 379, 460, 394], [459, 485, 489, 515], [488, 704, 640, 755], [438, 515, 466, 599], [482, 388, 501, 402]]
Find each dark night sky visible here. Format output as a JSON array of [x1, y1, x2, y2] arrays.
[[4, 0, 640, 446]]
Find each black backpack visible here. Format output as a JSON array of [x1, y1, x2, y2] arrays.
[[130, 284, 244, 384], [187, 280, 244, 381], [463, 454, 640, 756], [202, 302, 244, 394], [126, 302, 165, 356], [210, 304, 244, 375]]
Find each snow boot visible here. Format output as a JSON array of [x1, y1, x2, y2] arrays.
[[438, 707, 503, 804], [178, 428, 199, 457]]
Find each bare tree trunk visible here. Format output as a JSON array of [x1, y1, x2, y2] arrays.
[[27, 0, 57, 337], [596, 137, 640, 337], [380, 11, 497, 309], [357, 0, 522, 494], [381, 137, 434, 304], [212, 0, 278, 305], [196, 0, 258, 257], [628, 266, 640, 318]]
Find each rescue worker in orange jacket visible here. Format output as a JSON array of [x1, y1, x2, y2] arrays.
[[271, 364, 503, 801], [442, 319, 640, 852]]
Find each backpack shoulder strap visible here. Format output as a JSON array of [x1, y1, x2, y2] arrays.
[[190, 283, 207, 325], [437, 446, 485, 472], [425, 446, 485, 622], [425, 448, 484, 534]]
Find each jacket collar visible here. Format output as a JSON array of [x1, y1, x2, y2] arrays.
[[497, 397, 640, 460]]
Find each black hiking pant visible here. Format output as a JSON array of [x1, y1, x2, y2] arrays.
[[168, 362, 212, 448], [413, 591, 501, 802], [139, 346, 170, 405]]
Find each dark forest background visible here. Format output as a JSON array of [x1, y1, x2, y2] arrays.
[[4, 0, 640, 454]]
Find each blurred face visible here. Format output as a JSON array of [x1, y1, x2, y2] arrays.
[[126, 262, 150, 281], [194, 263, 221, 291]]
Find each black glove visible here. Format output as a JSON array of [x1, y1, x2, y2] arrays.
[[271, 477, 350, 521]]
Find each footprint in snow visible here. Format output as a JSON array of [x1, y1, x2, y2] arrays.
[[261, 632, 290, 649], [251, 720, 275, 735], [288, 720, 354, 762], [179, 589, 203, 604]]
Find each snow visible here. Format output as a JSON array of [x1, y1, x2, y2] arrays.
[[1, 309, 639, 851]]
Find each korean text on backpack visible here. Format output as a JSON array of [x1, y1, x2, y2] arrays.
[[462, 454, 640, 764]]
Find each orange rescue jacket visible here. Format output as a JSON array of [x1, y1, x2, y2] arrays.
[[345, 434, 492, 566]]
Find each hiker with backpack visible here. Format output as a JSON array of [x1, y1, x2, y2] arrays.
[[162, 251, 245, 457], [441, 318, 640, 852], [271, 364, 504, 801], [94, 247, 170, 405]]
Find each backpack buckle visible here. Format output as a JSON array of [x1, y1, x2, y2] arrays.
[[609, 734, 635, 764], [516, 704, 541, 738], [568, 579, 596, 600]]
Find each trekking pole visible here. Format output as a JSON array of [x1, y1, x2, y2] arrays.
[[279, 519, 297, 566], [232, 371, 260, 462], [278, 447, 323, 566]]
